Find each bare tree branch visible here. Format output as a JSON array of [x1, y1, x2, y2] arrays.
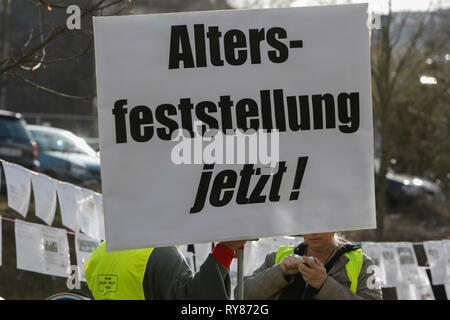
[[0, 0, 110, 75], [6, 72, 94, 101], [26, 36, 94, 64]]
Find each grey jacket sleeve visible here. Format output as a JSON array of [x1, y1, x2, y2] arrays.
[[314, 254, 383, 300], [237, 251, 294, 300], [145, 246, 231, 300]]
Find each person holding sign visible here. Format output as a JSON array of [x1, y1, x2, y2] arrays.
[[238, 233, 382, 300], [84, 240, 246, 300]]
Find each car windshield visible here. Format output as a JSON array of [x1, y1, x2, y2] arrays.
[[30, 129, 97, 157], [0, 117, 31, 143]]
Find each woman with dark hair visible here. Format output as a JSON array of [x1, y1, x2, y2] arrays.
[[238, 232, 382, 300]]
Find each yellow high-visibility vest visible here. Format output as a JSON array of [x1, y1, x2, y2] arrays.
[[275, 246, 363, 294], [84, 241, 154, 300]]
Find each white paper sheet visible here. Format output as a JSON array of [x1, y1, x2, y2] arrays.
[[56, 182, 80, 232], [30, 172, 57, 225], [423, 240, 446, 285], [42, 225, 71, 277], [177, 245, 194, 271], [15, 220, 45, 274], [94, 193, 105, 240], [379, 243, 403, 286], [244, 241, 263, 276], [396, 283, 417, 300], [194, 243, 212, 267], [244, 236, 303, 276], [15, 219, 71, 277], [75, 233, 101, 281], [413, 267, 435, 300], [445, 283, 450, 301], [230, 258, 238, 300], [3, 162, 31, 217], [442, 240, 450, 296], [361, 242, 387, 287], [78, 188, 100, 239], [395, 242, 420, 284]]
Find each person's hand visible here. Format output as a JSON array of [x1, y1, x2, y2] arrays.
[[298, 256, 328, 289], [280, 254, 303, 275], [219, 240, 247, 251]]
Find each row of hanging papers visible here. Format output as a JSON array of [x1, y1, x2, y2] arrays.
[[0, 159, 449, 299]]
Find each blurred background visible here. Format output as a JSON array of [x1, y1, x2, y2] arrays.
[[0, 0, 448, 299]]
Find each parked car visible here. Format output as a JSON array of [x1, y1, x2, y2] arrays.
[[0, 110, 40, 170], [84, 137, 100, 153], [28, 125, 101, 189], [375, 158, 444, 208]]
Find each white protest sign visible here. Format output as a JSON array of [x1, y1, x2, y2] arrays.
[[94, 4, 375, 251], [31, 172, 57, 226], [75, 233, 101, 281], [2, 161, 31, 217]]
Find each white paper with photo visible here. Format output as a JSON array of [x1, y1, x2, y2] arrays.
[[56, 182, 80, 232], [395, 242, 420, 284], [75, 233, 101, 281], [3, 162, 31, 217], [78, 188, 100, 239], [361, 242, 386, 287], [94, 193, 105, 240], [413, 267, 435, 300], [15, 220, 45, 274], [423, 240, 446, 285], [31, 172, 57, 225], [379, 244, 402, 286], [42, 225, 71, 277]]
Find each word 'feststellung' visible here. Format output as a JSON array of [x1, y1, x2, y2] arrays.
[[111, 89, 360, 144]]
